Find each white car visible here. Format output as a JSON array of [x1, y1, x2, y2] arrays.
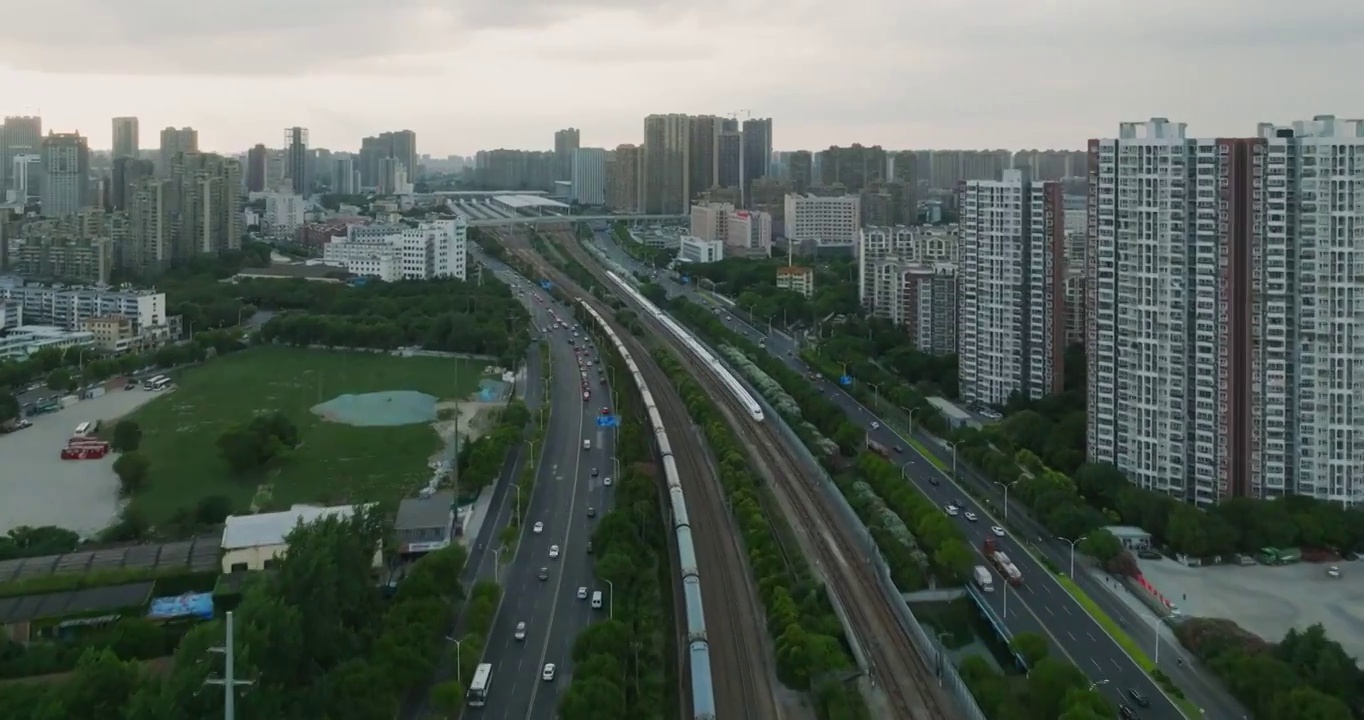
[[514, 621, 526, 640], [945, 505, 960, 516], [964, 512, 978, 522], [991, 526, 1006, 537], [533, 521, 544, 534], [542, 663, 556, 681], [549, 545, 560, 559], [871, 421, 881, 430], [577, 586, 588, 599], [603, 476, 613, 486]]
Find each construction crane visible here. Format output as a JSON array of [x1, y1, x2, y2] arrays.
[[728, 109, 753, 120]]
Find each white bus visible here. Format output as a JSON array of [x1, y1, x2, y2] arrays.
[[142, 375, 166, 390], [151, 377, 172, 391], [73, 422, 93, 437], [467, 663, 493, 706]]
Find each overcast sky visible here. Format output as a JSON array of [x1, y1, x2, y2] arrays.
[[3, 0, 1360, 155]]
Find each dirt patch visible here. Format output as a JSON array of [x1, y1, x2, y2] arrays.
[[431, 400, 502, 449]]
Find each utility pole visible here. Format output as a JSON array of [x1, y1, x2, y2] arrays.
[[205, 611, 254, 720]]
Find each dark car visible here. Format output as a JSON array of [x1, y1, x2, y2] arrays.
[[1127, 689, 1149, 707], [928, 477, 940, 486], [587, 507, 596, 518], [1118, 705, 1136, 720], [591, 467, 599, 477], [538, 567, 549, 581]]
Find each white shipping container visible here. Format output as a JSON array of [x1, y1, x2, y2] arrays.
[[86, 387, 105, 399], [60, 394, 80, 408]]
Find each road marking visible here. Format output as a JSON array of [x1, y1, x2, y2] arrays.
[[1092, 659, 1103, 672], [1044, 605, 1054, 616], [1067, 631, 1077, 642]]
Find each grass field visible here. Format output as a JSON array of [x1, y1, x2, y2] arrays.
[[122, 346, 486, 525]]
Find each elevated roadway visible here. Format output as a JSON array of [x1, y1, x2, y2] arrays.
[[588, 230, 1245, 720], [469, 258, 619, 720], [464, 214, 687, 228]]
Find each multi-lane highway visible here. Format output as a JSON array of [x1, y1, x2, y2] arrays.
[[587, 230, 1244, 719], [471, 253, 618, 720]]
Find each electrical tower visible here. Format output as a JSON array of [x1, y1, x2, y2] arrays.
[[205, 612, 255, 720]]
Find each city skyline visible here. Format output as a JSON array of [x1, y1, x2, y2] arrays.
[[2, 0, 1359, 154]]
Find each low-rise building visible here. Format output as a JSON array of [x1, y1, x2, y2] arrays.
[[220, 504, 379, 573], [0, 281, 165, 333], [678, 235, 723, 264], [775, 266, 814, 298], [322, 218, 466, 281], [263, 192, 307, 235], [395, 490, 457, 557], [0, 324, 95, 360]]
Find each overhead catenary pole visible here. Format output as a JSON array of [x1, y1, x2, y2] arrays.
[[205, 611, 254, 720]]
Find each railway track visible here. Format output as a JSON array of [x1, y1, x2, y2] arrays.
[[507, 238, 778, 720], [550, 233, 953, 720]]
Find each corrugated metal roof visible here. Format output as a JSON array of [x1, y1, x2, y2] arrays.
[[220, 505, 358, 550]]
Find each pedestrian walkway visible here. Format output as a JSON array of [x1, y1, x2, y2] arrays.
[[457, 489, 495, 546]]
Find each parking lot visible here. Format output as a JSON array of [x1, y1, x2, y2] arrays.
[[0, 385, 165, 537], [1139, 556, 1364, 656]]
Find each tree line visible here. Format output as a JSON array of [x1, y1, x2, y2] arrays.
[[454, 400, 531, 501], [673, 253, 860, 326], [0, 508, 470, 720], [961, 630, 1117, 720]]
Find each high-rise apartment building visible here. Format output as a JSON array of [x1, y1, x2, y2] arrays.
[[359, 131, 418, 189], [606, 144, 643, 213], [2, 116, 42, 194], [9, 155, 40, 202], [111, 156, 153, 211], [571, 148, 607, 206], [126, 178, 174, 272], [169, 152, 243, 260], [716, 130, 743, 189], [819, 144, 887, 192], [958, 169, 1065, 408], [1087, 115, 1364, 507], [333, 156, 357, 195], [39, 132, 90, 217], [157, 127, 198, 178], [644, 114, 691, 214], [246, 144, 267, 192], [741, 118, 772, 206], [112, 117, 139, 159], [554, 128, 580, 181], [788, 151, 813, 193], [857, 226, 959, 355], [784, 193, 861, 252], [689, 116, 721, 198], [285, 127, 309, 195]]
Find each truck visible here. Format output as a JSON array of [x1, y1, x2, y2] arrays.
[[972, 565, 994, 593], [866, 437, 892, 459], [983, 538, 1023, 587]]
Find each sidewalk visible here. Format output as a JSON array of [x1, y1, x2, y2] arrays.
[[457, 489, 495, 546]]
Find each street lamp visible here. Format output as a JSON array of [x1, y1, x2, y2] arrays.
[[934, 630, 951, 687], [445, 636, 464, 685], [899, 406, 919, 434], [605, 579, 615, 620], [612, 456, 621, 481], [1087, 679, 1110, 692], [1059, 536, 1088, 577], [492, 547, 504, 583], [868, 383, 882, 410], [513, 484, 523, 526], [994, 481, 1010, 522]]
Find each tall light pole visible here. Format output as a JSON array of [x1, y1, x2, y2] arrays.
[[995, 481, 1010, 522], [612, 456, 621, 481], [513, 484, 522, 526], [492, 547, 504, 582], [205, 611, 254, 720], [1059, 536, 1088, 577], [605, 578, 615, 620], [899, 405, 919, 434], [446, 635, 464, 685], [868, 382, 882, 410]]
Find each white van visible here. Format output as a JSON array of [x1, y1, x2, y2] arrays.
[[591, 591, 603, 609], [583, 439, 591, 450]]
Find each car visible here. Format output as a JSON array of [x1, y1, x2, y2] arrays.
[[991, 526, 1005, 537], [894, 445, 903, 453], [577, 586, 588, 599], [591, 467, 599, 477], [533, 521, 544, 534], [928, 476, 940, 486], [538, 567, 549, 580], [1118, 705, 1136, 720], [871, 421, 881, 430], [964, 511, 978, 522], [549, 545, 560, 559], [587, 540, 594, 554], [945, 505, 960, 516], [586, 361, 593, 367], [1127, 689, 1149, 708], [582, 391, 591, 401], [587, 507, 596, 518], [1137, 549, 1162, 560], [542, 663, 556, 681], [604, 476, 613, 486], [514, 621, 526, 640], [601, 407, 610, 415]]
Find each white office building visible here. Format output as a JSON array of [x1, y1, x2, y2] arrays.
[[784, 193, 860, 252], [726, 210, 772, 257], [678, 235, 724, 264], [571, 148, 607, 206], [0, 282, 165, 332], [958, 169, 1065, 408], [0, 324, 94, 360], [263, 192, 307, 233], [1087, 115, 1364, 507], [323, 218, 467, 282]]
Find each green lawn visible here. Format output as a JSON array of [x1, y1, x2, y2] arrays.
[[123, 346, 486, 525]]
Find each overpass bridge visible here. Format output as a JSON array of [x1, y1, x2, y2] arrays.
[[464, 213, 687, 228]]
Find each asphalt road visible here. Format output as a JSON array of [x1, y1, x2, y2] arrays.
[[588, 231, 1245, 719], [470, 256, 617, 720]]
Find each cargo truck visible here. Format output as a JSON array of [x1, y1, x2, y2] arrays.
[[973, 565, 994, 592], [866, 437, 892, 459], [983, 538, 1023, 587]]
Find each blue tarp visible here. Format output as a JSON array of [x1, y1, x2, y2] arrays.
[[147, 592, 214, 620]]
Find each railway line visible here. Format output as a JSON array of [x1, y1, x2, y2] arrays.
[[547, 232, 954, 720], [506, 236, 779, 720]]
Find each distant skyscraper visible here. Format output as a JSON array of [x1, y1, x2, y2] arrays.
[[112, 117, 139, 159], [358, 131, 417, 189], [689, 115, 721, 199], [246, 144, 267, 192], [555, 128, 580, 181], [334, 156, 356, 194], [741, 118, 773, 206], [111, 156, 153, 211], [158, 127, 198, 178], [606, 144, 643, 213], [285, 127, 309, 194], [716, 131, 742, 189], [39, 132, 91, 217], [571, 148, 607, 206], [643, 114, 690, 214], [2, 115, 42, 193]]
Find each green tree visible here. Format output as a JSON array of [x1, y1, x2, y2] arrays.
[[111, 419, 142, 452], [429, 679, 465, 716], [112, 451, 151, 495], [1079, 528, 1123, 564], [1010, 631, 1050, 667], [46, 367, 73, 392], [0, 391, 18, 422]]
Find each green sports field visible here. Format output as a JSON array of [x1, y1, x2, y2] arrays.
[[121, 346, 486, 525]]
